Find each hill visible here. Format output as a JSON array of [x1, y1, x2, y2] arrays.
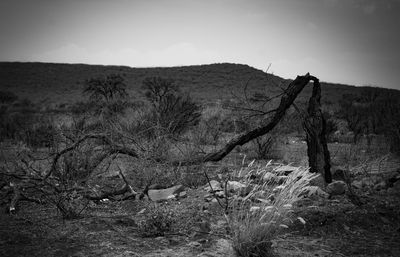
[[0, 62, 399, 106]]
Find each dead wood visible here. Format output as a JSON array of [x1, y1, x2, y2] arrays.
[[173, 73, 316, 165], [303, 78, 332, 183]]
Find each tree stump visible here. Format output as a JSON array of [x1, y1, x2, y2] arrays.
[[303, 78, 332, 183]]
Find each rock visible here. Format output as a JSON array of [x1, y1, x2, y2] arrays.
[[204, 180, 222, 192], [239, 185, 253, 197], [300, 186, 329, 199], [374, 181, 387, 191], [351, 180, 363, 189], [326, 181, 347, 195], [252, 190, 267, 199], [249, 206, 261, 213], [361, 177, 375, 188], [215, 191, 225, 198], [275, 165, 298, 175], [148, 184, 165, 190], [227, 181, 246, 192], [197, 239, 235, 257], [178, 191, 187, 198], [148, 185, 185, 202], [272, 185, 285, 194], [263, 172, 278, 183]]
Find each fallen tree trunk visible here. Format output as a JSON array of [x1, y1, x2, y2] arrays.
[[174, 73, 316, 165]]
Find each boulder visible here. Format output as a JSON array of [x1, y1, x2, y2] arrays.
[[148, 185, 185, 202], [374, 181, 387, 191], [326, 181, 347, 195], [300, 186, 329, 200], [275, 165, 298, 175], [351, 180, 363, 189], [227, 181, 246, 192], [204, 180, 222, 192], [263, 172, 278, 183]]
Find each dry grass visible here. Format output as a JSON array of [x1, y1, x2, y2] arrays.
[[228, 161, 318, 257]]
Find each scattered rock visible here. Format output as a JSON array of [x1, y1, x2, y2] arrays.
[[148, 185, 185, 202], [148, 184, 165, 190], [204, 180, 222, 192], [272, 185, 285, 194], [249, 206, 261, 213], [326, 181, 347, 195], [374, 181, 387, 191], [178, 191, 187, 198], [239, 185, 253, 197], [351, 180, 363, 189], [300, 186, 329, 200], [215, 191, 225, 198], [275, 165, 298, 175], [227, 181, 246, 192], [361, 177, 375, 188], [263, 172, 278, 183]]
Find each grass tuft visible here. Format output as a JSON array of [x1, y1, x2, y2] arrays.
[[228, 161, 318, 257]]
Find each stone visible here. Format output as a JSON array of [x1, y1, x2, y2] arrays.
[[351, 180, 363, 189], [249, 206, 261, 213], [300, 186, 329, 199], [361, 177, 375, 188], [178, 191, 187, 198], [227, 181, 246, 192], [374, 181, 387, 191], [148, 185, 185, 202], [272, 185, 285, 194], [326, 181, 347, 195], [215, 191, 225, 198], [204, 180, 222, 192], [239, 185, 253, 197], [263, 172, 278, 183], [275, 165, 298, 175]]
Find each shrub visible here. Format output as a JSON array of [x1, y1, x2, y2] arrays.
[[83, 74, 128, 103], [141, 76, 202, 137], [137, 203, 178, 237]]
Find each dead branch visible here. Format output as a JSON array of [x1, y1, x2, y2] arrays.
[[174, 73, 316, 165]]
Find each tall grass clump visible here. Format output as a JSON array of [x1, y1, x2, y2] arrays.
[[228, 161, 318, 257]]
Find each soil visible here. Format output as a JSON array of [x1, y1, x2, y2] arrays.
[[1, 183, 400, 257]]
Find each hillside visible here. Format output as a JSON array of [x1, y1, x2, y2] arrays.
[[0, 62, 399, 105]]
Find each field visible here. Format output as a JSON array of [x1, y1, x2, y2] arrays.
[[1, 62, 400, 256]]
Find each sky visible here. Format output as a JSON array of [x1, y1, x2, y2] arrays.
[[1, 0, 399, 90]]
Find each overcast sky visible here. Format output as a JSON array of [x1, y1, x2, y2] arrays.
[[1, 0, 399, 89]]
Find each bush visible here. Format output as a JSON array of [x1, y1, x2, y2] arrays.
[[141, 76, 202, 137], [137, 203, 179, 237]]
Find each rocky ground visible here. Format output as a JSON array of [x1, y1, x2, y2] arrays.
[[1, 163, 400, 257]]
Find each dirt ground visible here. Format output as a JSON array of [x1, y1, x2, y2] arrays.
[[1, 183, 400, 257]]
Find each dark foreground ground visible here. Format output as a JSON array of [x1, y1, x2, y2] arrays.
[[1, 185, 399, 257]]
